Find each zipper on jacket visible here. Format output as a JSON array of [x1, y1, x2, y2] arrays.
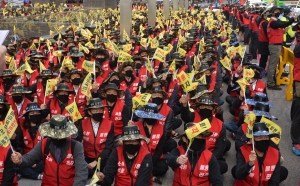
[[57, 164, 60, 186]]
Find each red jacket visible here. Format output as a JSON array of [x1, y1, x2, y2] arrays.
[[0, 145, 18, 186], [258, 20, 269, 42], [251, 14, 259, 32], [134, 66, 147, 82], [9, 98, 31, 125], [21, 126, 42, 154], [102, 99, 125, 137], [36, 81, 54, 106], [115, 145, 152, 186], [234, 144, 279, 186], [49, 98, 73, 118], [41, 138, 75, 186], [249, 79, 266, 97], [267, 18, 284, 44], [82, 118, 113, 158], [158, 103, 171, 125], [173, 146, 212, 186], [120, 77, 140, 96], [294, 57, 300, 82], [101, 60, 112, 80], [22, 70, 39, 87]]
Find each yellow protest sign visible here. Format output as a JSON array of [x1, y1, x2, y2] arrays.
[[123, 29, 130, 42], [0, 123, 10, 147], [60, 57, 74, 70], [145, 60, 156, 78], [39, 61, 47, 72], [260, 116, 281, 145], [118, 50, 133, 63], [140, 38, 148, 48], [65, 100, 83, 122], [8, 59, 16, 72], [82, 60, 95, 73], [53, 50, 62, 57], [85, 42, 94, 49], [122, 44, 132, 52], [150, 38, 159, 48], [4, 106, 18, 138], [243, 68, 255, 81], [132, 93, 152, 111], [198, 74, 207, 85], [81, 73, 93, 97], [79, 44, 90, 54], [176, 71, 197, 92], [90, 157, 101, 186], [15, 61, 33, 74], [5, 56, 13, 63], [45, 79, 58, 96], [153, 48, 168, 62], [169, 59, 176, 72], [236, 78, 249, 92], [185, 119, 211, 140], [244, 112, 256, 138], [164, 43, 174, 54], [220, 56, 232, 71], [178, 47, 186, 57]]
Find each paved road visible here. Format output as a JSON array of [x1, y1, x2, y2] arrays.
[[18, 83, 299, 186]]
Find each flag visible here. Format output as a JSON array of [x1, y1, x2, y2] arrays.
[[5, 56, 13, 63], [140, 38, 148, 48], [79, 44, 90, 54], [237, 45, 246, 55], [164, 43, 173, 54], [81, 73, 93, 98], [198, 74, 207, 85], [39, 61, 47, 72], [85, 42, 94, 49], [260, 116, 281, 144], [153, 48, 168, 62], [117, 50, 133, 63], [82, 60, 95, 73], [220, 57, 231, 71], [65, 100, 83, 122], [169, 59, 176, 72], [53, 50, 62, 57], [193, 55, 201, 69], [45, 79, 58, 96], [8, 59, 16, 72], [145, 60, 156, 78], [89, 157, 101, 186], [60, 57, 74, 70], [176, 71, 197, 93], [178, 47, 187, 57], [150, 37, 159, 48], [0, 123, 10, 147], [236, 78, 249, 92], [4, 106, 18, 138], [243, 68, 255, 81], [122, 43, 132, 52], [15, 61, 33, 74], [132, 93, 152, 111], [185, 119, 211, 145], [245, 112, 256, 138], [123, 29, 130, 41]]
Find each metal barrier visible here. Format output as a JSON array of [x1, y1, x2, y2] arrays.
[[277, 46, 294, 101]]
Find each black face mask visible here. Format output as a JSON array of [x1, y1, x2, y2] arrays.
[[71, 78, 81, 85], [72, 57, 80, 64], [96, 58, 106, 64], [144, 118, 157, 125], [12, 96, 23, 104], [51, 138, 67, 147], [110, 79, 120, 87], [60, 72, 66, 78], [152, 97, 164, 106], [190, 138, 206, 152], [95, 72, 100, 77], [254, 71, 260, 79], [58, 95, 69, 103], [135, 63, 142, 69], [106, 94, 118, 103], [68, 46, 75, 51], [125, 70, 133, 77], [274, 12, 280, 18], [3, 78, 12, 86], [34, 43, 39, 48], [255, 140, 270, 152], [29, 114, 42, 124], [124, 144, 140, 155], [199, 108, 212, 119], [205, 75, 211, 84], [0, 108, 5, 114], [22, 43, 29, 49], [175, 64, 181, 70], [92, 113, 103, 122], [166, 76, 172, 82]]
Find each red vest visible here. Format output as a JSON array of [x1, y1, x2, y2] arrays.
[[41, 138, 75, 186], [167, 79, 179, 97], [135, 121, 164, 157], [120, 77, 140, 96], [49, 98, 73, 118], [115, 145, 152, 186], [154, 59, 161, 72], [82, 118, 113, 158], [36, 81, 54, 106], [101, 60, 112, 80], [241, 123, 248, 134], [102, 99, 125, 137], [258, 20, 269, 42], [9, 98, 31, 125], [134, 66, 147, 82], [193, 114, 223, 152], [22, 70, 39, 87], [294, 57, 300, 82], [21, 126, 42, 154], [251, 14, 259, 32], [249, 80, 266, 97], [243, 13, 250, 25], [234, 145, 279, 186], [173, 146, 212, 186], [68, 85, 86, 116], [158, 103, 171, 125], [0, 145, 18, 186], [16, 49, 31, 65], [267, 18, 284, 44]]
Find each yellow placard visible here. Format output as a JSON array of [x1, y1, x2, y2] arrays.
[[82, 60, 95, 73], [65, 100, 83, 122], [132, 93, 152, 112], [185, 119, 211, 140]]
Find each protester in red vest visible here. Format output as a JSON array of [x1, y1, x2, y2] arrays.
[[180, 96, 229, 174], [11, 115, 88, 186], [267, 6, 295, 90], [247, 65, 266, 97], [16, 38, 31, 65], [0, 145, 18, 186], [101, 83, 130, 139], [67, 47, 85, 71], [0, 70, 19, 98], [119, 62, 143, 96], [133, 56, 147, 82], [77, 98, 114, 177], [168, 122, 223, 186], [93, 48, 117, 80], [131, 103, 168, 184], [15, 102, 46, 180], [96, 125, 153, 186], [249, 8, 260, 60], [233, 122, 282, 185], [257, 9, 269, 69]]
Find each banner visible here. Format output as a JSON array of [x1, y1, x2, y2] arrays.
[[244, 112, 256, 138], [65, 100, 83, 122], [53, 51, 62, 57], [185, 119, 211, 140], [132, 93, 152, 111], [243, 68, 255, 81], [82, 60, 95, 73], [198, 74, 207, 85], [150, 38, 159, 48], [81, 72, 93, 97], [4, 107, 18, 138], [45, 79, 58, 96], [260, 116, 281, 144], [153, 48, 168, 62]]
